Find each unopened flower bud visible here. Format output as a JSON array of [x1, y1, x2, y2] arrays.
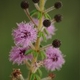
[[54, 1, 62, 9], [52, 39, 61, 48], [43, 19, 51, 27], [54, 14, 62, 22], [32, 0, 39, 3], [21, 0, 29, 9]]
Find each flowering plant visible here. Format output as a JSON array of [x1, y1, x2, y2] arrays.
[[9, 0, 65, 80]]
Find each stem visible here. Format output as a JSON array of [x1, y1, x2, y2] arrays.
[[40, 0, 45, 11], [45, 6, 55, 13], [41, 77, 52, 80], [24, 9, 38, 27], [29, 42, 35, 50], [51, 19, 56, 24], [34, 4, 41, 11], [35, 0, 45, 51], [25, 61, 31, 69], [27, 71, 32, 80], [28, 0, 45, 80], [41, 44, 52, 50]]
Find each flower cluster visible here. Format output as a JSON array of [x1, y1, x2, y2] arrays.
[[9, 46, 32, 65], [9, 0, 65, 80], [12, 22, 37, 47], [44, 46, 65, 71]]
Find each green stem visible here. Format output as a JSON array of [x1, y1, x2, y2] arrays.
[[35, 0, 45, 50], [27, 71, 32, 80], [28, 0, 45, 80], [24, 9, 38, 27], [40, 44, 52, 50], [40, 0, 45, 11]]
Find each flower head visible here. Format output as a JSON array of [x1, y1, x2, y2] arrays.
[[21, 0, 29, 9], [44, 46, 65, 71], [43, 19, 51, 27], [46, 23, 56, 39], [12, 22, 37, 47], [9, 46, 32, 65], [52, 39, 61, 48]]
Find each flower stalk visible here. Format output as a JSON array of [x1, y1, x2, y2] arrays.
[[9, 0, 65, 80], [24, 9, 38, 27]]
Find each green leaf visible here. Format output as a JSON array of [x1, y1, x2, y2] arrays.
[[37, 68, 42, 77], [35, 74, 40, 80], [25, 49, 33, 55], [30, 73, 35, 80], [40, 51, 46, 60], [44, 28, 49, 36], [44, 13, 51, 20], [38, 32, 43, 38], [42, 33, 47, 42], [44, 13, 48, 19], [33, 51, 38, 57], [30, 9, 38, 16], [37, 11, 42, 19]]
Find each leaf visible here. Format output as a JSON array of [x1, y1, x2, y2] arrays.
[[30, 73, 35, 80], [25, 49, 33, 55], [33, 51, 38, 57], [44, 13, 51, 20], [44, 28, 49, 36], [37, 11, 42, 19], [40, 51, 46, 60], [37, 68, 42, 77], [44, 13, 48, 19], [35, 74, 40, 80], [30, 9, 38, 16], [42, 33, 47, 42], [38, 32, 43, 38]]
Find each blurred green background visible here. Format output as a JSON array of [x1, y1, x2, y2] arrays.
[[0, 0, 79, 80]]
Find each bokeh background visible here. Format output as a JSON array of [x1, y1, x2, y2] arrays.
[[0, 0, 79, 80]]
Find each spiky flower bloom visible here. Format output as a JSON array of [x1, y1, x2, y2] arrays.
[[46, 23, 56, 39], [44, 46, 65, 71], [9, 46, 32, 65], [12, 22, 37, 47]]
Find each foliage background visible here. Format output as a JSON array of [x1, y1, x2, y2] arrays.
[[0, 0, 79, 80]]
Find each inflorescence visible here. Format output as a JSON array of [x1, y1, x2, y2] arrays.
[[9, 0, 65, 80]]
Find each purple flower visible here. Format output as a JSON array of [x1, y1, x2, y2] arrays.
[[9, 46, 32, 65], [12, 22, 37, 47], [45, 23, 56, 39], [44, 46, 65, 71], [31, 18, 56, 39]]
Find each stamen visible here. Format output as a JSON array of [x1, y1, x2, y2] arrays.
[[19, 49, 26, 55], [52, 54, 58, 62]]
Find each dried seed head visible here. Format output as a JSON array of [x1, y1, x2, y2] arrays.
[[54, 1, 62, 9], [32, 0, 39, 3], [48, 73, 55, 79], [54, 14, 62, 22], [43, 19, 51, 27], [21, 0, 29, 9], [11, 69, 21, 78], [52, 39, 61, 48]]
